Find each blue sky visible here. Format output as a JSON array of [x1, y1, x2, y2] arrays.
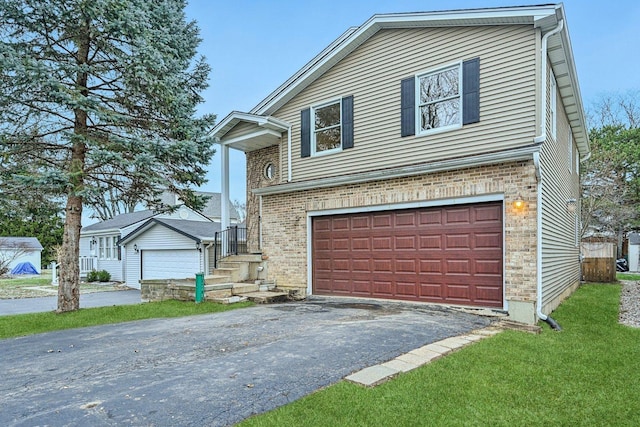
[[185, 0, 640, 203]]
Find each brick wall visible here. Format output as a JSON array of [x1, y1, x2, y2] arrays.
[[246, 145, 280, 253], [249, 159, 539, 308]]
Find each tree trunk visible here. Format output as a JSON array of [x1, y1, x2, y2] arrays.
[[57, 195, 82, 312], [57, 18, 90, 312]]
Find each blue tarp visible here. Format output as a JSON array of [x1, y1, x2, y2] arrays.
[[10, 262, 39, 275]]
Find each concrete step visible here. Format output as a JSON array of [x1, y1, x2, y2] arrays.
[[205, 274, 232, 285], [212, 266, 244, 282], [235, 291, 289, 304], [231, 283, 259, 294], [224, 254, 263, 263]]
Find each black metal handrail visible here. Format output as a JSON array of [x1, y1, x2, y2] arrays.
[[213, 226, 248, 269]]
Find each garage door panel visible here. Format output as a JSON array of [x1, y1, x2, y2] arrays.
[[312, 202, 503, 307], [475, 204, 502, 222], [372, 281, 394, 296], [419, 211, 442, 226], [395, 212, 417, 227], [372, 237, 392, 250], [372, 214, 392, 228], [445, 208, 471, 225], [397, 282, 417, 296], [396, 259, 417, 272], [475, 259, 502, 275]]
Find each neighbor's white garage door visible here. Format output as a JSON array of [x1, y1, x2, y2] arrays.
[[142, 249, 200, 280]]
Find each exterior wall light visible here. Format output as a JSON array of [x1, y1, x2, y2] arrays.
[[566, 198, 577, 214], [133, 244, 139, 253], [196, 242, 202, 252], [513, 195, 525, 211]]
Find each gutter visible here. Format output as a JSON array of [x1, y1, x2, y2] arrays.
[[534, 19, 564, 331]]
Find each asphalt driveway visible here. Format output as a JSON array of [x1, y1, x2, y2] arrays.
[[0, 298, 493, 426]]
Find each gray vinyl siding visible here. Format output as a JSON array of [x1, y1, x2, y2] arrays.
[[540, 62, 581, 313], [270, 25, 537, 182]]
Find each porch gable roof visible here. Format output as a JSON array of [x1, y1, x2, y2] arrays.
[[210, 111, 290, 152]]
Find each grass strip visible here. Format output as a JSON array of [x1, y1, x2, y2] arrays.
[[240, 284, 640, 426], [0, 300, 253, 339]]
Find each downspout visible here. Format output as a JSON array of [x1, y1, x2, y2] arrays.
[[534, 19, 564, 331], [287, 125, 292, 182]]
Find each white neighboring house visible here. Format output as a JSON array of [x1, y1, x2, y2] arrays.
[[80, 206, 217, 288], [0, 237, 43, 273], [118, 217, 221, 289]]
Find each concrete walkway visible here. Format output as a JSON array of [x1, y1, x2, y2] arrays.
[[0, 289, 141, 316]]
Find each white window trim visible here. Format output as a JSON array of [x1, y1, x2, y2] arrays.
[[310, 98, 342, 157], [415, 61, 463, 136], [550, 71, 557, 139]]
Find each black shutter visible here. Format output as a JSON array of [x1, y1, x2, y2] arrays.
[[301, 108, 310, 158], [401, 77, 415, 137], [462, 57, 480, 125], [341, 95, 354, 149]]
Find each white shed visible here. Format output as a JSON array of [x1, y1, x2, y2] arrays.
[[0, 237, 44, 274]]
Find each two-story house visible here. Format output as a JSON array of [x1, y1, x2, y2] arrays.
[[210, 4, 589, 325]]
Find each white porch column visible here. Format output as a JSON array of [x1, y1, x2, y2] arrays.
[[220, 143, 230, 231]]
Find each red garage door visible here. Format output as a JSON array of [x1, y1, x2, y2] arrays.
[[312, 202, 503, 307]]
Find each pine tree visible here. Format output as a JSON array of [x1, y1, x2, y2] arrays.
[[0, 0, 215, 312]]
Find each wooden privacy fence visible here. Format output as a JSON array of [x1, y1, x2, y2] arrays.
[[581, 241, 616, 283]]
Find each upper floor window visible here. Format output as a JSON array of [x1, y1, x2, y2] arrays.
[[401, 57, 479, 137], [418, 64, 461, 133], [312, 100, 342, 154], [300, 96, 354, 158]]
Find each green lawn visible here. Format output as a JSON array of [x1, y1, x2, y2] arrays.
[[0, 271, 124, 298], [618, 272, 640, 281], [240, 284, 640, 427], [0, 300, 253, 339]]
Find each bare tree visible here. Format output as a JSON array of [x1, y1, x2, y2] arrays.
[[232, 199, 247, 223]]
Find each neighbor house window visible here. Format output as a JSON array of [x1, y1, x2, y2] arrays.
[[99, 237, 105, 259], [105, 237, 112, 260], [113, 236, 120, 260], [417, 64, 461, 133]]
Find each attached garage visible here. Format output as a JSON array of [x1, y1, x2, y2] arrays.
[[141, 249, 201, 280], [312, 202, 503, 308]]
